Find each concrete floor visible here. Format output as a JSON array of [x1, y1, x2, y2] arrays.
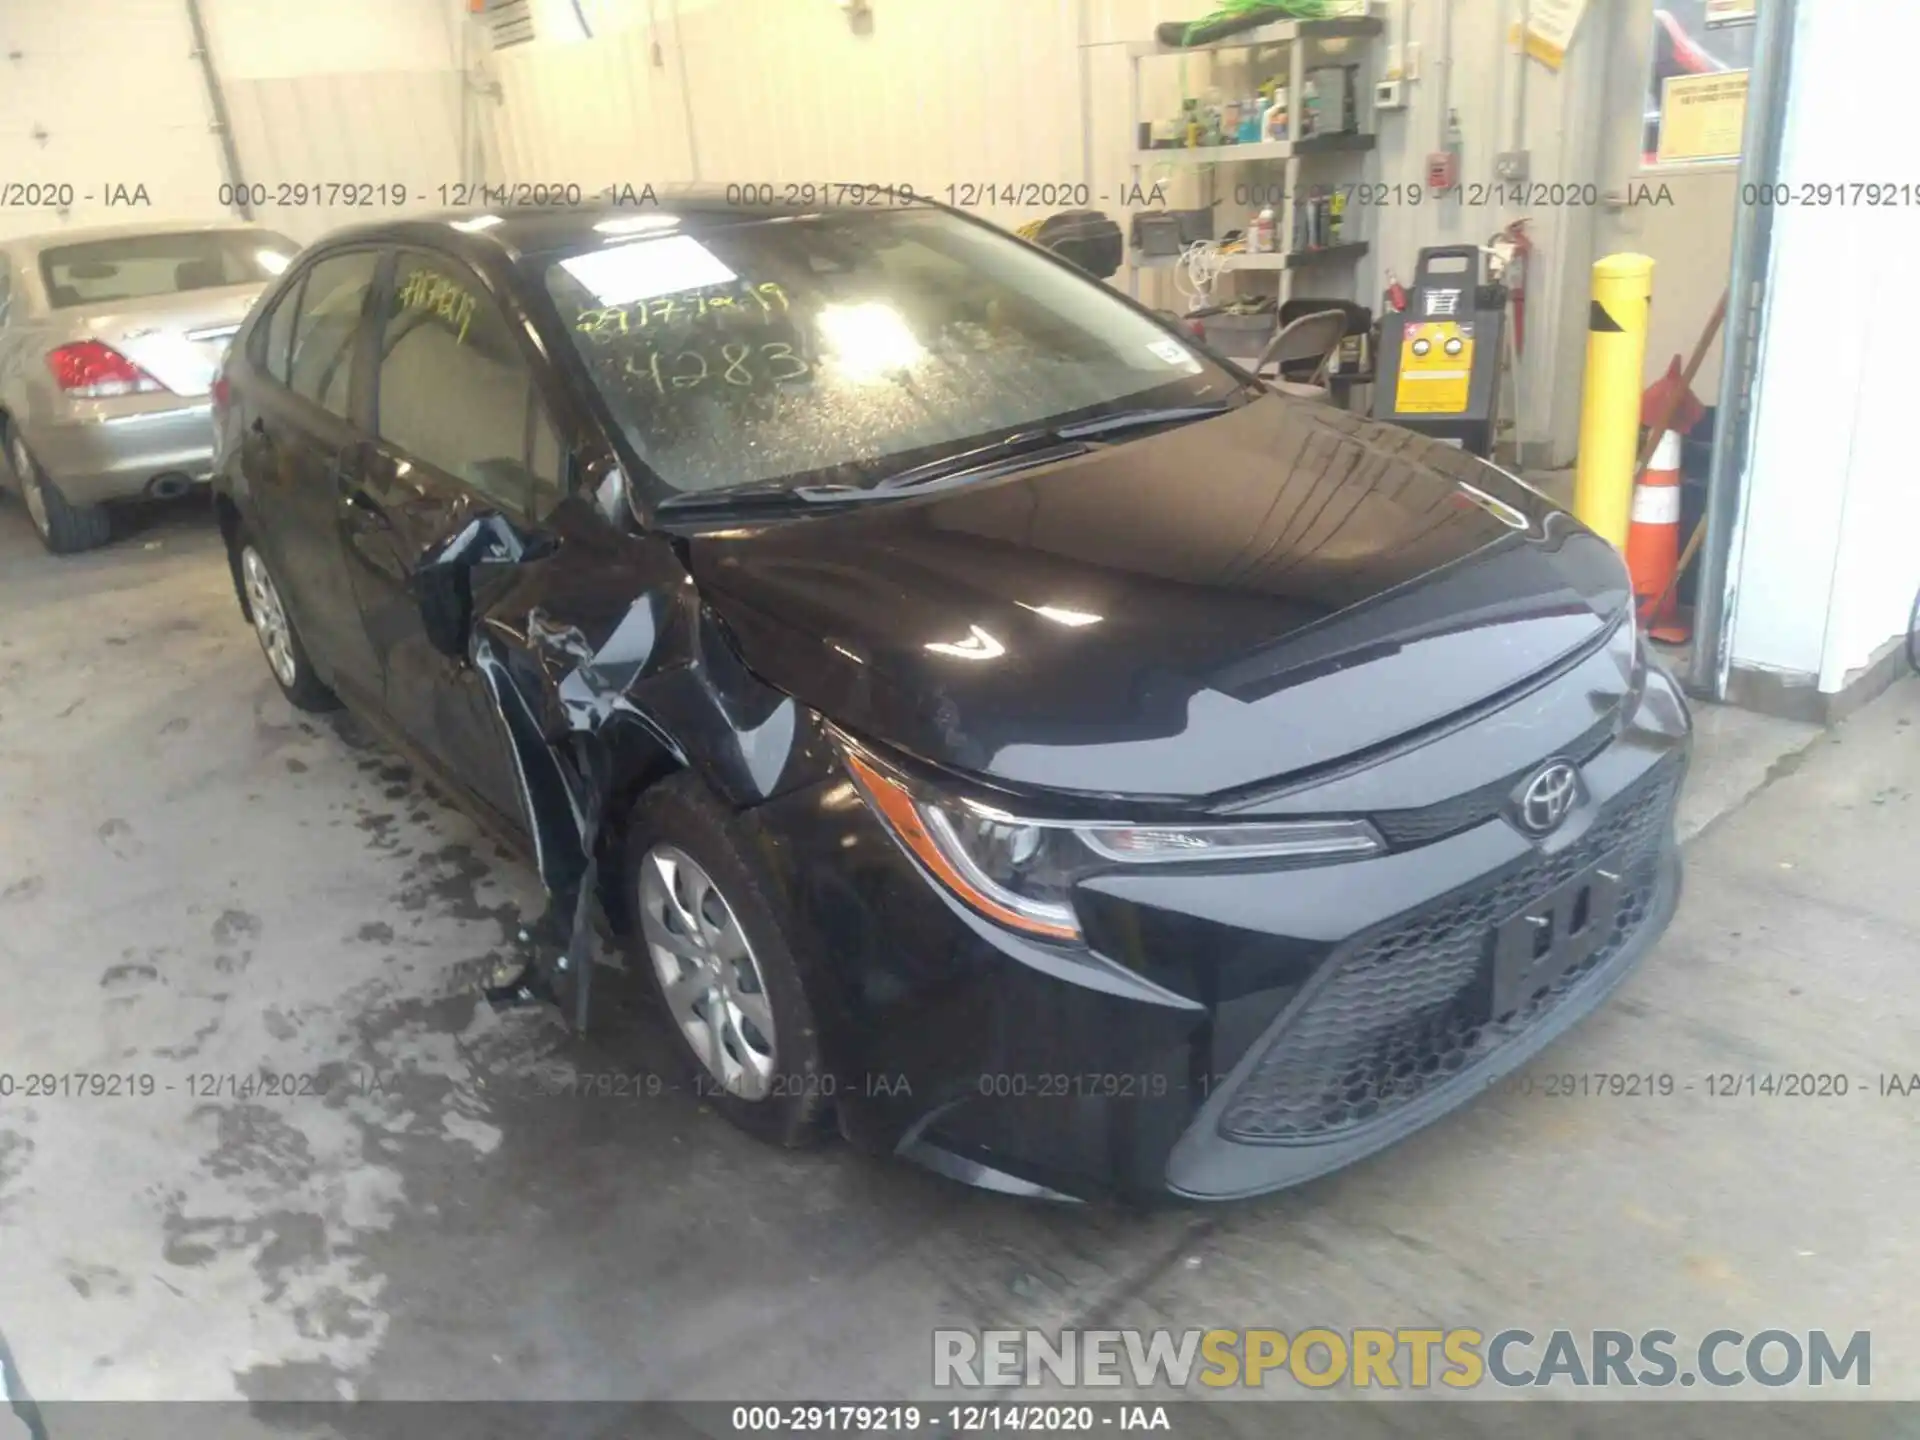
[[0, 499, 1914, 1427]]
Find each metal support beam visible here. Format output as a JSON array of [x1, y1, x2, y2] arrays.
[[183, 0, 252, 220]]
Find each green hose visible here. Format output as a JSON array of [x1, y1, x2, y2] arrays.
[[1181, 0, 1335, 46]]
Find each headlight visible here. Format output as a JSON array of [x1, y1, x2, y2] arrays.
[[841, 747, 1383, 943]]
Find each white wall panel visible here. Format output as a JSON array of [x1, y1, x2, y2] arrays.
[[1728, 0, 1920, 691], [201, 0, 466, 244], [0, 0, 225, 238], [202, 0, 462, 78], [673, 0, 1084, 220], [221, 73, 467, 244], [1, 0, 466, 245], [487, 26, 696, 186]]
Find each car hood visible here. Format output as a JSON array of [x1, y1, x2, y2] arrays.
[[685, 395, 1631, 801]]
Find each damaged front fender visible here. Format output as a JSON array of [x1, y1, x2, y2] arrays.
[[415, 507, 835, 1030]]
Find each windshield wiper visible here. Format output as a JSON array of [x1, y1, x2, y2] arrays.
[[871, 428, 1090, 493], [1053, 402, 1233, 440], [654, 408, 1224, 516]]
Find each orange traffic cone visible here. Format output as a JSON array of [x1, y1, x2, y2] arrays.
[[1627, 429, 1688, 643]]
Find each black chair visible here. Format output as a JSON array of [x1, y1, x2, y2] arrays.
[[1253, 308, 1348, 401]]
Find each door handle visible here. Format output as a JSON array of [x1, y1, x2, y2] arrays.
[[333, 456, 386, 525], [340, 486, 389, 525]]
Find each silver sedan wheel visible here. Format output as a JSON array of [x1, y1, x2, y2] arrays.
[[241, 545, 299, 689], [639, 843, 778, 1100], [11, 436, 49, 538]]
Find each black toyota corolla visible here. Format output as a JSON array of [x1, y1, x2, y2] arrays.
[[211, 194, 1688, 1203]]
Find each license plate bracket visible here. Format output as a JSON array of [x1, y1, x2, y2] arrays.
[[1489, 858, 1625, 1019]]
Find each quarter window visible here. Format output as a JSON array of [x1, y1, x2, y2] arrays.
[[375, 252, 555, 513], [288, 251, 378, 419]]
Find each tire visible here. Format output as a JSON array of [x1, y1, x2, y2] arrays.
[[625, 773, 830, 1147], [7, 430, 111, 555], [233, 529, 338, 712], [1908, 583, 1920, 676]]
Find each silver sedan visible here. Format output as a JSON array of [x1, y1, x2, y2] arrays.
[[0, 222, 299, 553]]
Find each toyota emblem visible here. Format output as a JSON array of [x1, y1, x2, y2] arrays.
[[1516, 761, 1581, 835]]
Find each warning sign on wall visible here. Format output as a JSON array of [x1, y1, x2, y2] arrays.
[[1511, 0, 1590, 71], [1394, 322, 1474, 415], [1656, 70, 1749, 164]]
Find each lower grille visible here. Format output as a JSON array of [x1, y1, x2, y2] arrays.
[[1219, 758, 1681, 1144]]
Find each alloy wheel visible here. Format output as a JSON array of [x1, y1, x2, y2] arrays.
[[638, 843, 778, 1100], [12, 437, 49, 539], [241, 545, 299, 689]]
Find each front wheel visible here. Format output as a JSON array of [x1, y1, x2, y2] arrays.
[[1908, 583, 1920, 676], [625, 774, 830, 1147], [237, 535, 338, 712], [7, 430, 110, 555]]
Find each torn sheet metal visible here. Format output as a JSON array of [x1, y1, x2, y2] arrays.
[[466, 561, 827, 1031]]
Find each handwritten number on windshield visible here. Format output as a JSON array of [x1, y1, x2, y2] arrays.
[[621, 343, 811, 394], [574, 282, 790, 339]]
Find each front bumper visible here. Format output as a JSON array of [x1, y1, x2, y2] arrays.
[[22, 396, 215, 505], [752, 664, 1691, 1203]]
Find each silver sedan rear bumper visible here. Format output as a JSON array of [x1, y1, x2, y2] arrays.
[[23, 400, 215, 505]]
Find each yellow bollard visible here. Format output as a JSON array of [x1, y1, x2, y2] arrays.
[[1573, 254, 1655, 551]]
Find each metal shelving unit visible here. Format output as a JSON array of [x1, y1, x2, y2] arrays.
[[1134, 240, 1371, 273], [1119, 11, 1384, 310]]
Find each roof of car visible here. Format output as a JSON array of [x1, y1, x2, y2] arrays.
[[0, 218, 282, 259], [312, 184, 943, 263]]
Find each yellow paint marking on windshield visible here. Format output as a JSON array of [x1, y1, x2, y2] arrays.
[[571, 281, 791, 336], [617, 342, 811, 394]]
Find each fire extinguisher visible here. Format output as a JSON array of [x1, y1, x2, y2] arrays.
[[1496, 218, 1533, 356]]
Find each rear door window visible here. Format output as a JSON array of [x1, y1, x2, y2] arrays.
[[373, 251, 558, 514], [287, 251, 379, 420], [258, 277, 304, 386]]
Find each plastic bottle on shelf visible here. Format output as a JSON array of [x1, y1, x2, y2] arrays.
[[1252, 207, 1276, 253], [1264, 86, 1289, 143], [1301, 78, 1320, 138], [1238, 94, 1263, 144]]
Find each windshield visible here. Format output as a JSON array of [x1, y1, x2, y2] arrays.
[[538, 209, 1244, 495], [39, 231, 300, 309]]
